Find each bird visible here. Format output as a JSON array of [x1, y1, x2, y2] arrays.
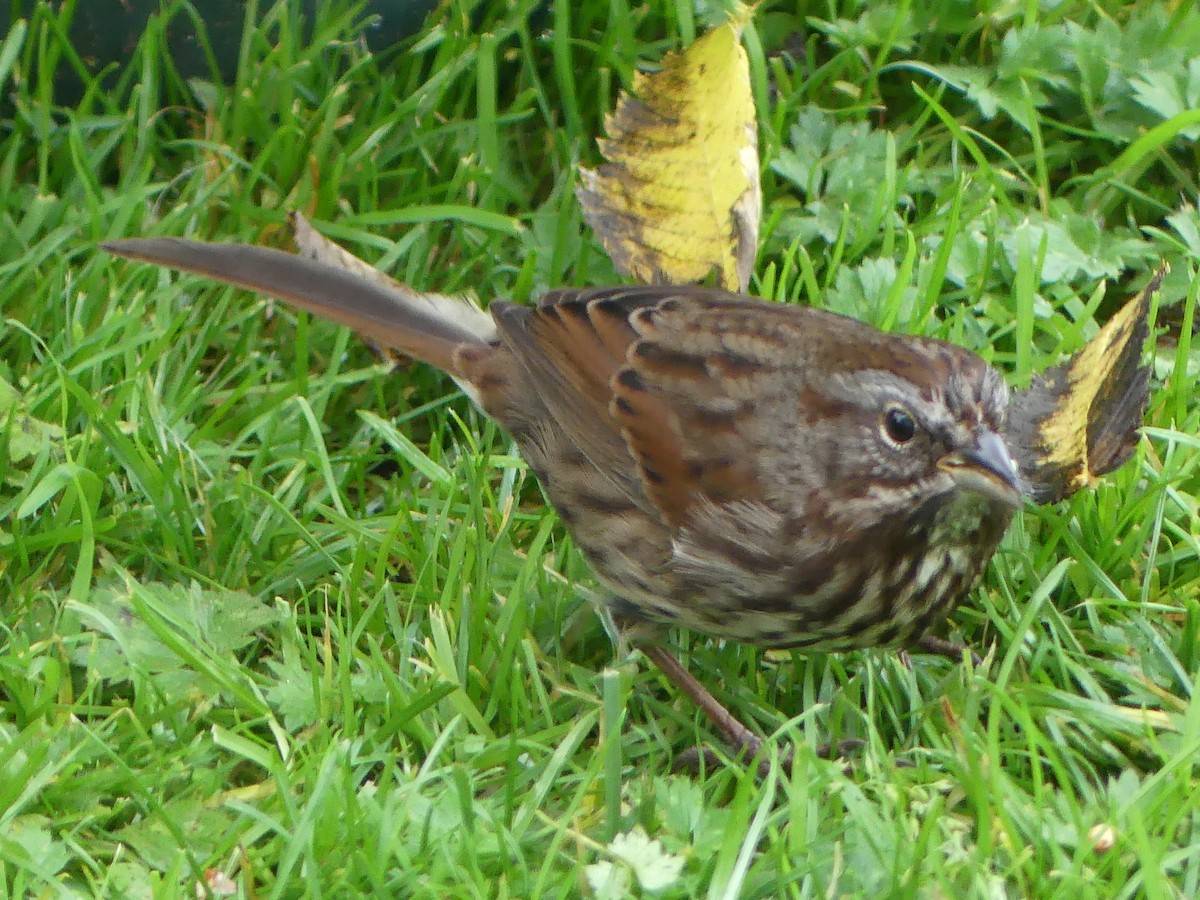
[[101, 229, 1142, 770]]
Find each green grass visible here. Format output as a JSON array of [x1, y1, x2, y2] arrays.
[[2, 0, 1200, 896]]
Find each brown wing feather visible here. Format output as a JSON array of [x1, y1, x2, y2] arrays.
[[612, 298, 778, 527], [496, 285, 771, 523], [608, 366, 696, 524], [492, 292, 656, 509], [526, 301, 633, 427]]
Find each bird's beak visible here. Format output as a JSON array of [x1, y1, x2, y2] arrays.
[[939, 429, 1026, 508]]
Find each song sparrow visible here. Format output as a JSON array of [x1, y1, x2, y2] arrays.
[[103, 235, 1026, 766]]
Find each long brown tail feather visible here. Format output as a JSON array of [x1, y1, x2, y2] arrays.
[[102, 238, 487, 373]]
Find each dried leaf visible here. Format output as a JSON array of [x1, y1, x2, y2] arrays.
[[291, 211, 407, 290], [199, 868, 238, 897], [577, 9, 760, 292], [1007, 267, 1166, 504], [287, 212, 493, 366]]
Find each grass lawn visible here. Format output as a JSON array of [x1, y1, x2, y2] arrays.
[[3, 0, 1200, 896]]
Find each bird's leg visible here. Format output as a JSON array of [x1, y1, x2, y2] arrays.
[[605, 609, 769, 770], [914, 634, 982, 667], [613, 606, 863, 774], [640, 645, 867, 776], [641, 644, 765, 760]]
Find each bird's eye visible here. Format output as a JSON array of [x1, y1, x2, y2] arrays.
[[881, 405, 917, 445]]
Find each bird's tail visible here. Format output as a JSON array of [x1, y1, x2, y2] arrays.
[[102, 238, 495, 375]]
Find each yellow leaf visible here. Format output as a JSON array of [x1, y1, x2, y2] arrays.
[[577, 10, 760, 292], [1007, 267, 1166, 504]]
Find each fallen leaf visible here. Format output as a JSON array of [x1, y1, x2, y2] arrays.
[[288, 212, 494, 367], [1088, 823, 1117, 853], [577, 8, 760, 291], [199, 868, 238, 897], [1007, 266, 1166, 504]]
